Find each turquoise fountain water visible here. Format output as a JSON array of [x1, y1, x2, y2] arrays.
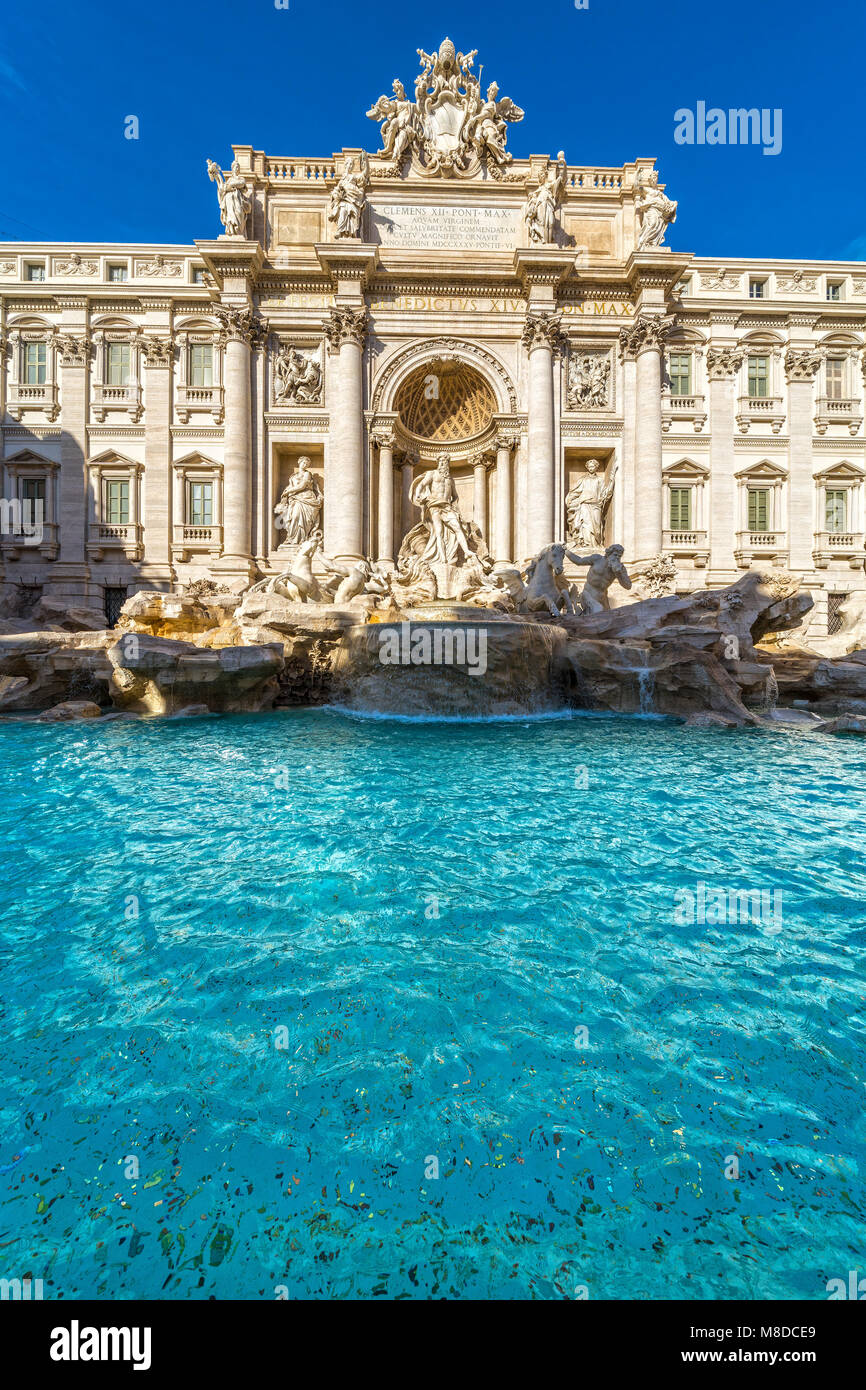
[[1, 709, 865, 1300]]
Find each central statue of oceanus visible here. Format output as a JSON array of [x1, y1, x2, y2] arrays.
[[399, 455, 492, 574], [367, 37, 524, 176]]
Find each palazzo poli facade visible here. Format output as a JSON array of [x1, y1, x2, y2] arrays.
[[2, 36, 865, 635]]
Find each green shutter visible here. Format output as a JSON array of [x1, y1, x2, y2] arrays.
[[748, 488, 769, 532], [825, 490, 847, 533], [669, 487, 692, 531]]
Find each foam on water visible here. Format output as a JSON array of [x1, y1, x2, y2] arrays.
[[1, 709, 865, 1300]]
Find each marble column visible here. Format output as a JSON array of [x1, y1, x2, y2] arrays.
[[785, 348, 822, 572], [55, 333, 89, 593], [140, 335, 174, 582], [495, 433, 514, 563], [622, 315, 668, 561], [375, 428, 395, 565], [216, 304, 258, 570], [472, 453, 488, 541], [522, 311, 562, 553], [707, 347, 743, 574], [401, 456, 416, 541], [325, 306, 367, 560]]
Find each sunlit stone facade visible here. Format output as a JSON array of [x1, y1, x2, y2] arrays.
[[2, 40, 864, 637]]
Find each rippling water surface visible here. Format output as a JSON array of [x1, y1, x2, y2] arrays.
[[1, 709, 865, 1300]]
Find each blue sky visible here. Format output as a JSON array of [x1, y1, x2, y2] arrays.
[[2, 0, 864, 260]]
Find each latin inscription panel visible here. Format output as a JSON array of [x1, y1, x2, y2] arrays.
[[370, 202, 522, 251]]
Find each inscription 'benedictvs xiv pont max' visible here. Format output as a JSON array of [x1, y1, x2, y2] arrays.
[[1, 33, 864, 646]]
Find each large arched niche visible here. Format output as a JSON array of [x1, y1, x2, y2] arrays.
[[395, 359, 497, 445], [371, 338, 518, 427]]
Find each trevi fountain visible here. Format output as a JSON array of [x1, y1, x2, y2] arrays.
[[2, 32, 865, 1310]]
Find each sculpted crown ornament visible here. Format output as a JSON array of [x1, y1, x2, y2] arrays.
[[522, 310, 564, 352], [324, 307, 368, 352], [213, 303, 264, 345], [141, 336, 174, 367], [56, 334, 91, 366], [367, 37, 524, 177], [784, 348, 823, 382], [706, 346, 745, 379], [619, 314, 675, 359]]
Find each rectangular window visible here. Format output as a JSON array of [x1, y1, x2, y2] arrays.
[[21, 477, 46, 504], [106, 343, 131, 386], [825, 357, 845, 399], [189, 481, 213, 526], [103, 586, 127, 627], [108, 264, 128, 283], [749, 279, 766, 299], [825, 489, 848, 533], [192, 267, 207, 284], [747, 488, 770, 532], [24, 342, 47, 384], [747, 355, 769, 398], [675, 277, 691, 297], [105, 479, 130, 525], [189, 344, 213, 387], [827, 281, 843, 302], [669, 487, 692, 531], [668, 352, 692, 397], [25, 263, 45, 282]]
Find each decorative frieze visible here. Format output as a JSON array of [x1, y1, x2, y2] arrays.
[[776, 270, 818, 293], [566, 348, 612, 409], [52, 254, 98, 277], [135, 255, 184, 278]]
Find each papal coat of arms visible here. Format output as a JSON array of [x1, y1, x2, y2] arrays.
[[367, 37, 524, 177]]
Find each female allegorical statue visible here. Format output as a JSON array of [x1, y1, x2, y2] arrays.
[[274, 457, 323, 546], [206, 158, 252, 238]]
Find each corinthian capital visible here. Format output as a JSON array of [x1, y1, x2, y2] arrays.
[[706, 346, 745, 379], [56, 333, 91, 366], [618, 314, 674, 360], [371, 424, 395, 450], [521, 309, 563, 353], [141, 335, 174, 367], [214, 303, 264, 345], [784, 347, 822, 383], [324, 306, 368, 352]]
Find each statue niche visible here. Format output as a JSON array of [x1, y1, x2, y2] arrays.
[[274, 456, 323, 550]]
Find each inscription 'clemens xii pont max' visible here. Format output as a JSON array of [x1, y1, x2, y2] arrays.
[[370, 203, 522, 251]]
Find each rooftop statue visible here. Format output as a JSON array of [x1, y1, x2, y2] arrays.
[[523, 153, 567, 244], [327, 153, 370, 239], [367, 37, 524, 176], [206, 158, 252, 238], [634, 167, 677, 251]]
